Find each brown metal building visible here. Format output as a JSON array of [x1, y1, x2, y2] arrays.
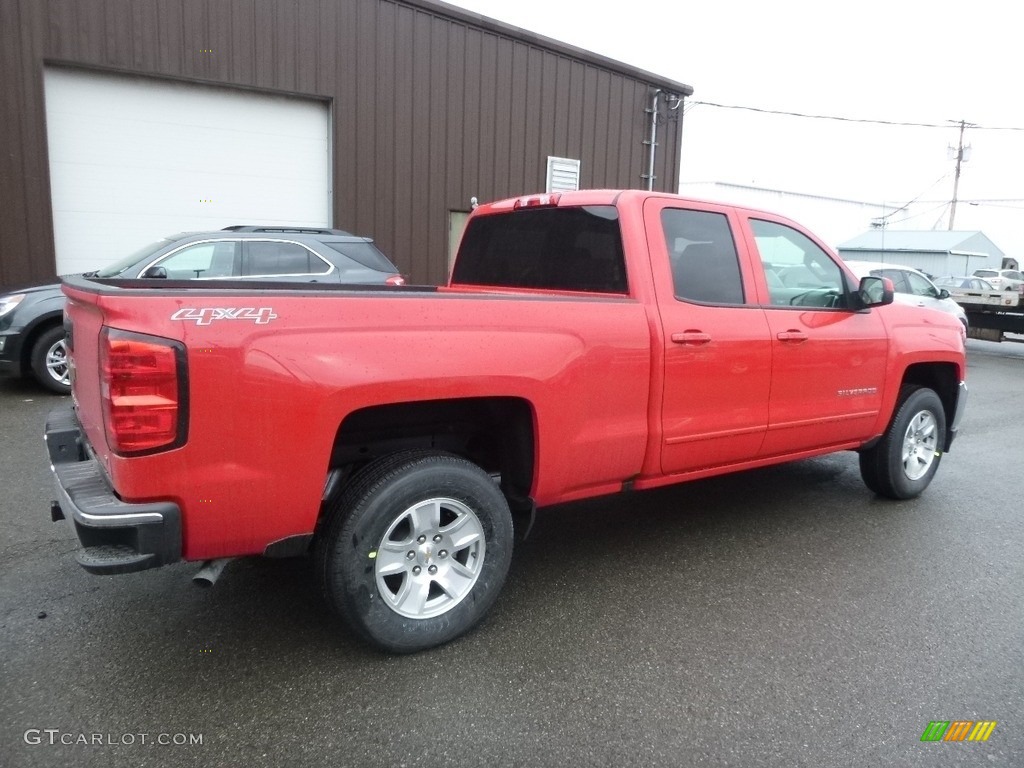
[[0, 0, 692, 288]]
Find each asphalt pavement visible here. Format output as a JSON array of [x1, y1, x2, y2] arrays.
[[1, 340, 1021, 767]]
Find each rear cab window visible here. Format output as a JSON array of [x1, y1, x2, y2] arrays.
[[452, 206, 628, 294], [661, 209, 745, 304]]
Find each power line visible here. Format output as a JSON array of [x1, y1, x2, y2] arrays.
[[876, 171, 952, 223], [689, 100, 1024, 131], [886, 201, 951, 227]]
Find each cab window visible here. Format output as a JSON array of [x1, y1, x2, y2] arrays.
[[751, 219, 847, 308], [660, 209, 745, 304]]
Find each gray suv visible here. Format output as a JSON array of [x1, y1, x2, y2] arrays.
[[88, 226, 405, 284], [0, 226, 404, 394]]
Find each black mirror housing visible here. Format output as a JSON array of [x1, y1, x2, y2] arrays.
[[142, 266, 168, 279]]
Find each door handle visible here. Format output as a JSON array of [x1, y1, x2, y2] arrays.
[[776, 330, 808, 343], [671, 331, 711, 345]]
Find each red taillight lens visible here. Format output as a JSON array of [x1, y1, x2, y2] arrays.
[[385, 274, 406, 286], [100, 328, 187, 455]]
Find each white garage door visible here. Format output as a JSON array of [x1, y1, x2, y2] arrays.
[[44, 69, 331, 275]]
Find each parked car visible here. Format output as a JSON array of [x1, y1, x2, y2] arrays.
[[935, 276, 997, 291], [972, 268, 1024, 292], [843, 261, 968, 328], [0, 226, 405, 394]]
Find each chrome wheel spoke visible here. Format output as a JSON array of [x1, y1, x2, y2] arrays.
[[46, 341, 69, 384], [376, 542, 411, 576], [394, 576, 431, 615], [901, 410, 938, 480], [374, 496, 486, 620], [443, 512, 484, 550], [437, 560, 476, 599], [408, 500, 441, 537]]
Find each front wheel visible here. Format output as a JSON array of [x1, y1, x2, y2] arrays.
[[315, 451, 514, 653], [859, 386, 946, 499]]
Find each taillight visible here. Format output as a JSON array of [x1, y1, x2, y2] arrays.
[[100, 328, 188, 456], [385, 274, 406, 286]]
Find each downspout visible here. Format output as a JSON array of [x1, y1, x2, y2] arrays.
[[644, 89, 684, 191], [643, 89, 662, 191]]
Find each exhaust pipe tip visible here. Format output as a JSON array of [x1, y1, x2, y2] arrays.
[[192, 558, 233, 588]]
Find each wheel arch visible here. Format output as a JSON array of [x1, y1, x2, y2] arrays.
[[324, 395, 536, 513], [900, 362, 960, 449], [19, 312, 64, 372]]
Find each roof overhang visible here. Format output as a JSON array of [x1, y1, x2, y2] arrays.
[[404, 0, 694, 97]]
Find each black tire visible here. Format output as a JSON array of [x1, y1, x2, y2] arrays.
[[315, 450, 514, 653], [29, 326, 71, 395], [859, 386, 946, 500]]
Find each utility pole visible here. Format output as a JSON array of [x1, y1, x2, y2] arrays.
[[948, 119, 974, 230]]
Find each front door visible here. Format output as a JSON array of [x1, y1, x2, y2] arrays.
[[743, 217, 889, 456]]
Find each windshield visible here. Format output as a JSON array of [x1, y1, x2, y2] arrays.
[[94, 240, 172, 277]]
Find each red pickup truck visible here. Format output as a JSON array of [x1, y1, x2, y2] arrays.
[[46, 190, 967, 652]]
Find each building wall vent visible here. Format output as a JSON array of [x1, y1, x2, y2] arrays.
[[546, 156, 581, 193]]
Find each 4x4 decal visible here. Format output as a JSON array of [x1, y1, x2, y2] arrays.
[[171, 307, 278, 326]]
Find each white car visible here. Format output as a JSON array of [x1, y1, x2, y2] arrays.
[[972, 268, 1024, 292], [843, 261, 968, 328]]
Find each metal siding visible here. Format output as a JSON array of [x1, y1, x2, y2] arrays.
[[229, 0, 256, 83], [493, 36, 513, 201], [523, 46, 544, 192], [130, 1, 161, 72], [391, 3, 415, 276], [0, 0, 30, 288], [507, 41, 527, 196], [2, 0, 688, 288], [445, 23, 467, 210], [591, 70, 609, 186], [427, 16, 449, 283], [373, 1, 397, 269]]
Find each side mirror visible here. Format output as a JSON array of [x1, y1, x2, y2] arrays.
[[937, 288, 950, 300], [857, 275, 894, 308], [141, 266, 168, 279]]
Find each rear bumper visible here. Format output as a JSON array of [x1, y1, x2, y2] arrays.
[[45, 404, 181, 574]]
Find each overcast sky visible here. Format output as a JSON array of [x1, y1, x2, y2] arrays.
[[444, 0, 1024, 255]]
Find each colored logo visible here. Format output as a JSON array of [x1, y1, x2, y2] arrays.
[[921, 721, 997, 742]]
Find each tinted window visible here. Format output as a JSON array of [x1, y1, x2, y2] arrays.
[[452, 206, 627, 293], [244, 242, 325, 276], [321, 241, 397, 272], [751, 219, 847, 308], [661, 209, 744, 304]]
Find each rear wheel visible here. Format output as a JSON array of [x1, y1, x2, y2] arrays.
[[315, 450, 514, 653], [30, 326, 71, 395], [859, 386, 946, 499]]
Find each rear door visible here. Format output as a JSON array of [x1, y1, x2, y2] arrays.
[[642, 199, 772, 474], [241, 240, 332, 281], [742, 217, 888, 456]]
